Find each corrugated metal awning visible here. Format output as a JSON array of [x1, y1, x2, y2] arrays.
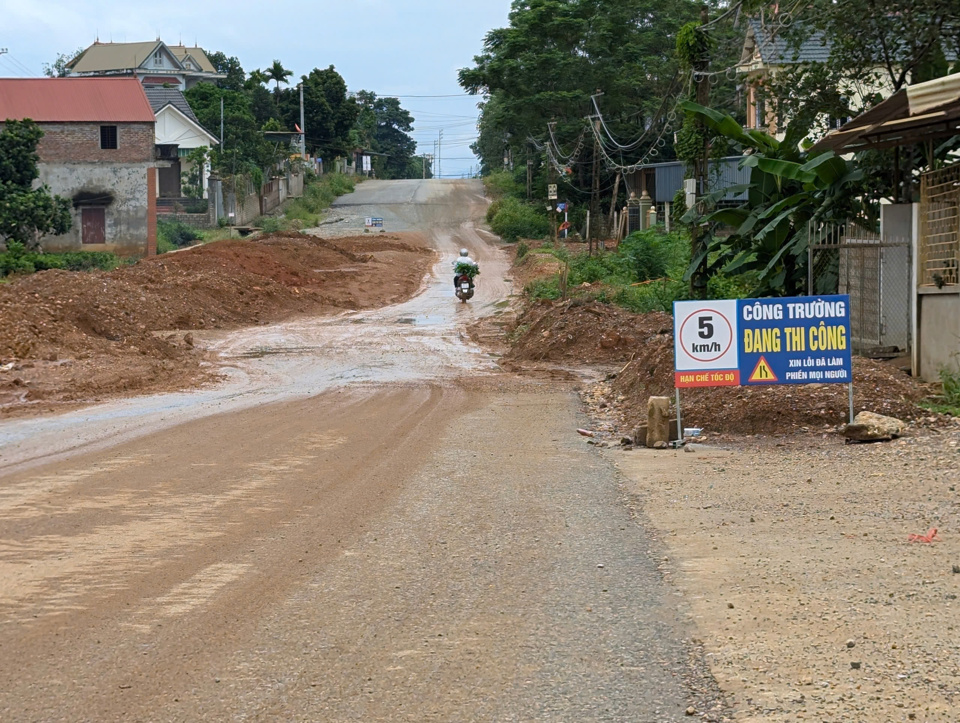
[[810, 72, 960, 153]]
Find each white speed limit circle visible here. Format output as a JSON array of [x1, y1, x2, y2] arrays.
[[678, 308, 734, 363]]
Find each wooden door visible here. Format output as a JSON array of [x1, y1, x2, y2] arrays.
[[158, 161, 181, 197], [81, 207, 106, 245]]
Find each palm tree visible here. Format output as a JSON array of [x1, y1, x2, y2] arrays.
[[247, 68, 268, 86], [265, 60, 292, 98]]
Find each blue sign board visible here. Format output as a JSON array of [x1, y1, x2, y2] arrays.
[[673, 295, 852, 388]]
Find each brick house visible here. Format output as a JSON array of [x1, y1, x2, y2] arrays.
[[0, 77, 157, 257]]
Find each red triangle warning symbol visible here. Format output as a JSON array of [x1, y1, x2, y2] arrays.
[[748, 356, 778, 383]]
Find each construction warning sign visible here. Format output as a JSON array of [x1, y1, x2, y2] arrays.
[[673, 295, 852, 388], [747, 356, 777, 383]]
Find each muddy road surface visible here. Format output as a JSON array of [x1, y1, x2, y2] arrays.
[[0, 180, 719, 721]]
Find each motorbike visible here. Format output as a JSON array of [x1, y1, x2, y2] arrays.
[[455, 273, 475, 302]]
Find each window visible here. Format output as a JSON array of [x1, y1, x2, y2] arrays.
[[100, 125, 118, 150], [154, 50, 163, 67], [754, 98, 765, 130]]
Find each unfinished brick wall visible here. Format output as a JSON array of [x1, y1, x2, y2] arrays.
[[36, 122, 155, 163]]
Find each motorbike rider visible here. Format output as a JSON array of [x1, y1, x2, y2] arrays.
[[453, 248, 478, 290]]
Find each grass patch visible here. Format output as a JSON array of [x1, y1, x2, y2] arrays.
[[274, 173, 358, 230], [921, 365, 960, 416]]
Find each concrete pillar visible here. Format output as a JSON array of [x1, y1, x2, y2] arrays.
[[639, 190, 653, 231], [664, 201, 672, 232], [646, 396, 671, 448], [146, 167, 157, 257]]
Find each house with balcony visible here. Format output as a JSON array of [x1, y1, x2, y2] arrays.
[[65, 41, 224, 91], [736, 18, 896, 137]]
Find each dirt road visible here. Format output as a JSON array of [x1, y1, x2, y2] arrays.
[[0, 181, 720, 721]]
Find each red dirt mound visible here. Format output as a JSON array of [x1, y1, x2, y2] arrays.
[[0, 233, 435, 415], [505, 299, 672, 366], [505, 298, 937, 435]]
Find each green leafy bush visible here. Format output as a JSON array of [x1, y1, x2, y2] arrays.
[[483, 170, 520, 199], [612, 279, 687, 313], [525, 278, 561, 301], [516, 241, 530, 260], [485, 198, 504, 224], [488, 197, 550, 242], [157, 219, 203, 249], [0, 240, 119, 276], [256, 216, 286, 234]]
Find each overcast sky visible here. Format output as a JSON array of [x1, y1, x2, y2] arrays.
[[0, 0, 511, 177]]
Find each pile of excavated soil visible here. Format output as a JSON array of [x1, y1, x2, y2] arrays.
[[506, 298, 937, 435], [505, 298, 672, 366], [0, 233, 434, 415]]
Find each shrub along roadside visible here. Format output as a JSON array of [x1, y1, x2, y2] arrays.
[[487, 196, 550, 243], [521, 228, 756, 313], [157, 219, 203, 254], [0, 240, 119, 277]]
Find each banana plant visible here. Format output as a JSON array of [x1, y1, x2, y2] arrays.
[[679, 101, 865, 296]]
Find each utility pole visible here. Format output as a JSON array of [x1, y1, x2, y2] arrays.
[[691, 4, 711, 298], [549, 163, 558, 244], [438, 129, 443, 179], [591, 116, 601, 255], [220, 95, 224, 150], [299, 83, 306, 158], [526, 145, 533, 200]]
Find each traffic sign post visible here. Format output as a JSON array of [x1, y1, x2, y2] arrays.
[[673, 295, 854, 435], [547, 184, 558, 200]]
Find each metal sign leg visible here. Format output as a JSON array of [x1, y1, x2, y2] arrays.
[[675, 388, 682, 445]]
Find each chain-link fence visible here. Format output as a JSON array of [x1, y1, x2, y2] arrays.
[[919, 163, 960, 288], [808, 221, 912, 355]]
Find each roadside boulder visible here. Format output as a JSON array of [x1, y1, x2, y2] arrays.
[[633, 419, 679, 447], [646, 396, 671, 448], [842, 411, 905, 442]]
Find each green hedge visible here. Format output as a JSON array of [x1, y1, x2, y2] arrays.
[[157, 219, 203, 250], [0, 242, 119, 277], [488, 197, 550, 242]]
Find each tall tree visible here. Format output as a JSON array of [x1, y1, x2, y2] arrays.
[[184, 83, 286, 177], [206, 51, 246, 92], [266, 60, 293, 99], [756, 0, 959, 131], [354, 91, 419, 179], [247, 69, 269, 88], [459, 0, 706, 209], [281, 66, 358, 161], [0, 121, 72, 250]]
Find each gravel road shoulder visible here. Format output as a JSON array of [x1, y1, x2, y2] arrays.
[[611, 425, 960, 722]]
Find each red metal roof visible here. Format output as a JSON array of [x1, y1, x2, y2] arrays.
[[0, 77, 156, 123]]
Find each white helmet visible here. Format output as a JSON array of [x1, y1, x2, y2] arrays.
[[460, 248, 469, 257]]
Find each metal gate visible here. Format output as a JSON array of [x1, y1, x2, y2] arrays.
[[808, 221, 912, 354]]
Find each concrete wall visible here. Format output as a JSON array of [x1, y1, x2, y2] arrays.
[[918, 289, 960, 380], [37, 162, 154, 257]]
